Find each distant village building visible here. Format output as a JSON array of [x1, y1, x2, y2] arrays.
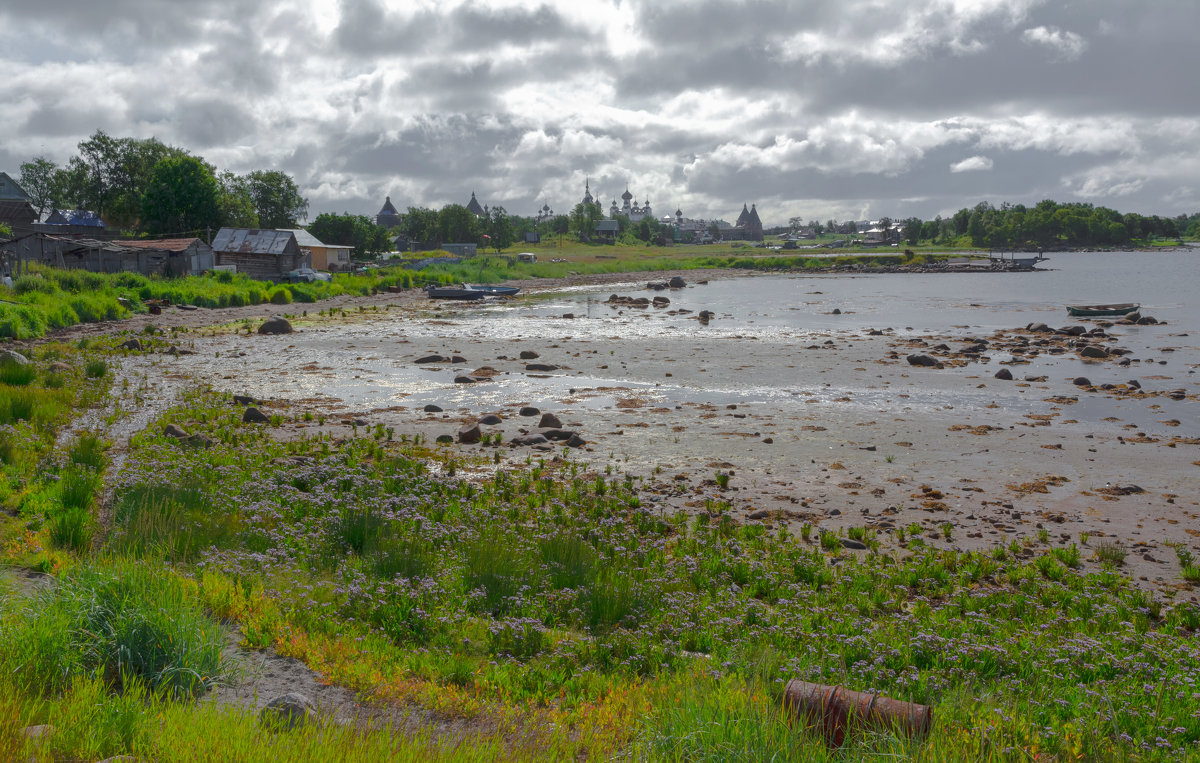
[[283, 229, 353, 271], [727, 204, 764, 241], [3, 235, 211, 276], [466, 192, 486, 217], [210, 228, 309, 280], [608, 187, 653, 223], [594, 219, 619, 243], [375, 196, 401, 229]]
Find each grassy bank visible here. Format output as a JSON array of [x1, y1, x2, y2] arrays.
[[2, 364, 1196, 761]]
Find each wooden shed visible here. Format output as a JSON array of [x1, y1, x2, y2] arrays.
[[211, 228, 309, 281]]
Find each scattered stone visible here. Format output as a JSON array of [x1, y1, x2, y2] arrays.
[[519, 350, 540, 360], [1072, 377, 1091, 387], [841, 538, 868, 550], [0, 349, 30, 365], [668, 276, 686, 288], [1137, 315, 1158, 325], [164, 424, 191, 439], [906, 354, 941, 368], [415, 354, 447, 364], [435, 434, 453, 444], [565, 433, 587, 448], [526, 363, 558, 372], [762, 437, 773, 444], [519, 406, 540, 417], [259, 693, 316, 731], [831, 308, 841, 315], [242, 407, 270, 424], [747, 509, 770, 520], [22, 724, 54, 740], [1080, 346, 1110, 359], [1026, 322, 1051, 333], [233, 394, 256, 405], [458, 423, 481, 444], [454, 375, 477, 384], [652, 296, 670, 307], [511, 433, 550, 446], [698, 310, 715, 323], [257, 316, 293, 335], [450, 355, 467, 363], [424, 404, 443, 413], [478, 414, 503, 425], [48, 361, 72, 373], [1059, 325, 1087, 336], [994, 368, 1013, 380], [118, 338, 143, 351], [538, 413, 562, 428]]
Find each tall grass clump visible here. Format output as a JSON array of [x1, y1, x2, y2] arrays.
[[0, 562, 225, 700], [111, 483, 218, 562], [0, 359, 36, 387]]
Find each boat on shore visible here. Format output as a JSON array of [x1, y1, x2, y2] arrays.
[[463, 284, 521, 296], [1065, 303, 1139, 317], [425, 285, 487, 300]]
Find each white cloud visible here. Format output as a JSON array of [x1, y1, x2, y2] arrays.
[[1022, 25, 1087, 61], [950, 155, 993, 173]]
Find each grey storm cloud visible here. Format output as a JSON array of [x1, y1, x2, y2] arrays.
[[1, 0, 1197, 224]]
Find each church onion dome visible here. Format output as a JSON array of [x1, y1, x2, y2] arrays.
[[621, 187, 633, 201], [675, 208, 683, 217]]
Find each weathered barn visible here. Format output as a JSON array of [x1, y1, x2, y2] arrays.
[[117, 238, 214, 275], [210, 228, 309, 280], [0, 173, 37, 234]]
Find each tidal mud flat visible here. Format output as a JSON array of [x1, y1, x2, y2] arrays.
[[58, 266, 1200, 595]]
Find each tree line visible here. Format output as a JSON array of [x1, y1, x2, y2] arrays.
[[18, 130, 307, 238], [895, 201, 1194, 249]]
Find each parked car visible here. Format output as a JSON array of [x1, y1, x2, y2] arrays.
[[284, 268, 332, 283]]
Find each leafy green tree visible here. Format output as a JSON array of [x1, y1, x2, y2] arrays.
[[437, 204, 480, 244], [485, 205, 514, 253], [308, 213, 393, 259], [0, 222, 11, 238], [245, 170, 307, 228], [569, 201, 603, 240], [140, 156, 221, 236], [403, 207, 439, 247], [216, 171, 258, 228], [902, 217, 923, 246], [18, 157, 61, 219]]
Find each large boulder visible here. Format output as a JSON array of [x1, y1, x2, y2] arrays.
[[519, 406, 540, 417], [257, 316, 293, 335], [538, 412, 562, 428], [668, 276, 686, 288], [478, 413, 503, 425], [242, 407, 271, 424], [458, 423, 481, 444], [906, 354, 941, 368], [423, 404, 443, 413], [519, 350, 540, 360], [1080, 345, 1110, 359], [0, 349, 30, 365], [259, 693, 315, 731]]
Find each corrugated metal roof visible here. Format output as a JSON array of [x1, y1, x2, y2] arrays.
[[211, 228, 296, 255], [280, 228, 325, 247], [118, 238, 206, 252]]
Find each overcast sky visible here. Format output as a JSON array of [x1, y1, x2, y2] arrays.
[[2, 0, 1197, 226]]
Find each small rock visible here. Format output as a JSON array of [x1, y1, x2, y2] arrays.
[[454, 375, 477, 384], [424, 404, 443, 412], [538, 413, 562, 428], [257, 316, 293, 335], [164, 424, 191, 439], [519, 406, 540, 417], [1080, 345, 1110, 359], [1072, 377, 1091, 387], [450, 355, 467, 364], [994, 368, 1013, 380], [233, 394, 256, 405], [525, 363, 558, 372], [510, 433, 550, 446], [435, 434, 453, 444], [668, 276, 686, 288], [458, 423, 481, 444], [118, 338, 143, 351], [565, 433, 587, 448], [519, 350, 540, 360], [478, 414, 503, 425], [22, 724, 54, 740], [259, 693, 315, 731], [415, 354, 447, 364], [0, 349, 30, 365], [242, 407, 270, 424], [840, 538, 867, 550], [831, 308, 841, 315], [1136, 315, 1158, 325], [747, 509, 770, 520]]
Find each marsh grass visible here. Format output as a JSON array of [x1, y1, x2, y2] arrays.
[[1, 562, 224, 700], [1095, 541, 1128, 566], [111, 484, 220, 562]]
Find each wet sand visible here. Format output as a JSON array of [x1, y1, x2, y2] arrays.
[[49, 271, 1200, 596]]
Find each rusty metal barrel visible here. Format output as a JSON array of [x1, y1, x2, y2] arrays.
[[782, 680, 932, 747]]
